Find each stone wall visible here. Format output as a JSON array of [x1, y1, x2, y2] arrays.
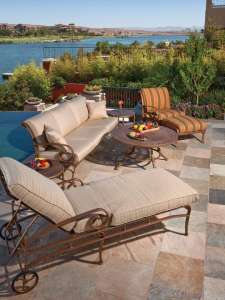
[[205, 0, 225, 29]]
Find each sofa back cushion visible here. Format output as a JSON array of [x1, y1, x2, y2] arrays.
[[66, 96, 88, 127], [0, 157, 76, 231], [23, 98, 88, 146], [50, 102, 79, 136], [23, 110, 62, 147]]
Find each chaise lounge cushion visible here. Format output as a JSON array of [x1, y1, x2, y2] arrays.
[[65, 117, 118, 161], [157, 109, 185, 121], [65, 169, 198, 232], [0, 157, 76, 231], [0, 158, 198, 234], [162, 115, 208, 133], [140, 87, 185, 120]]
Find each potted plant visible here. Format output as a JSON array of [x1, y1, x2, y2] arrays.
[[60, 93, 78, 102], [24, 96, 45, 111], [25, 97, 42, 105], [83, 84, 102, 95]]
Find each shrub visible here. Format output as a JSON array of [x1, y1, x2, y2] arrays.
[[0, 80, 32, 110], [50, 54, 77, 83], [199, 89, 225, 106], [11, 63, 50, 100], [51, 76, 66, 88]]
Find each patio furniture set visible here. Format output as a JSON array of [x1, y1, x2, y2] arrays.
[[0, 87, 207, 294]]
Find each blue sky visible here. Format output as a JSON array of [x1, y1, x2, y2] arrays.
[[0, 0, 206, 28]]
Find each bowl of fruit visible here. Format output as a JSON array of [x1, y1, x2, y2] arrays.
[[127, 131, 146, 141], [131, 121, 159, 133], [35, 158, 51, 170]]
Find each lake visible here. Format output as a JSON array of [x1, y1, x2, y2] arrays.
[[0, 34, 188, 83]]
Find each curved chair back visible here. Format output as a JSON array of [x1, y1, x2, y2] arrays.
[[140, 87, 171, 113], [0, 157, 76, 231]]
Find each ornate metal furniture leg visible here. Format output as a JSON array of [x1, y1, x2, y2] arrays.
[[148, 148, 156, 168], [114, 146, 136, 170]]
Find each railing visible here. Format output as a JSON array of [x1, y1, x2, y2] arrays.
[[43, 46, 95, 58], [104, 87, 141, 108], [43, 46, 155, 59]]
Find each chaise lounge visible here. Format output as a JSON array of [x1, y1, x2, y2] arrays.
[[140, 87, 208, 143], [0, 157, 198, 294]]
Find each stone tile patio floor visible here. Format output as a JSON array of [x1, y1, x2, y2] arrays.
[[0, 120, 225, 300]]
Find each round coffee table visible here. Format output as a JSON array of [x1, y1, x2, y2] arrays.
[[111, 125, 178, 169], [108, 109, 135, 125]]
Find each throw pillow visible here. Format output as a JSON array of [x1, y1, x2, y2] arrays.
[[44, 125, 68, 150], [86, 101, 108, 120]]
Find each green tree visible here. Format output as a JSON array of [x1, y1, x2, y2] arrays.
[[180, 35, 216, 105], [95, 41, 111, 54]]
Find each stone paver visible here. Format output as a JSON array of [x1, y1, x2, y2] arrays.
[[0, 120, 225, 300]]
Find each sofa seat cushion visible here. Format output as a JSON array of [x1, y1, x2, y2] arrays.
[[83, 117, 118, 132], [0, 157, 76, 231], [65, 117, 118, 161], [162, 115, 208, 133], [65, 169, 198, 233]]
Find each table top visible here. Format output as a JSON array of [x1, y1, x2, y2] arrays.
[[108, 109, 135, 118], [111, 125, 178, 148], [35, 160, 63, 179]]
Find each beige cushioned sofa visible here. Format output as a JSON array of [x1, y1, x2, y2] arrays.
[[23, 96, 118, 162]]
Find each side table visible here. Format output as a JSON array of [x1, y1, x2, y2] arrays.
[[107, 109, 135, 125], [26, 159, 83, 190]]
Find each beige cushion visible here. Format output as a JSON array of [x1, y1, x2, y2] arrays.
[[65, 169, 198, 232], [66, 96, 88, 127], [23, 110, 62, 147], [86, 101, 108, 120], [80, 117, 118, 132], [65, 117, 118, 161], [23, 98, 88, 147], [49, 102, 78, 136], [45, 125, 68, 150], [0, 157, 76, 231]]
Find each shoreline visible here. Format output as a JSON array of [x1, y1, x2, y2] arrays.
[[0, 35, 94, 45], [0, 32, 189, 45]]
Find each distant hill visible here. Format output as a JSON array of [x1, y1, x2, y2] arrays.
[[109, 26, 202, 32]]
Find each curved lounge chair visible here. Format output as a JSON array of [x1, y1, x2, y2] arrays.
[[0, 157, 198, 294]]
